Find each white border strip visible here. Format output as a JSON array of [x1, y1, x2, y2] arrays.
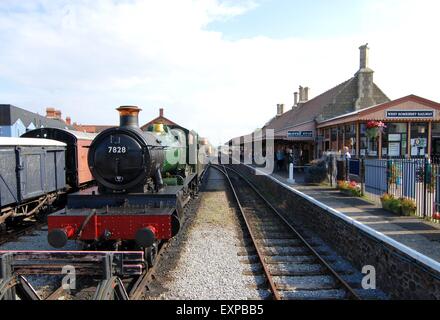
[[245, 164, 440, 273]]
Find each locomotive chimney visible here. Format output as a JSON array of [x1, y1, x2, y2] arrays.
[[117, 106, 141, 127]]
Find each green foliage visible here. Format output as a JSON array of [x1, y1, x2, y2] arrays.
[[400, 197, 416, 210], [381, 193, 417, 215], [388, 198, 402, 214]]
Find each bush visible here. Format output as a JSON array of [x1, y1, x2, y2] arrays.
[[337, 180, 349, 190], [400, 197, 416, 211], [381, 194, 417, 215], [305, 160, 327, 183], [388, 198, 402, 214], [380, 193, 394, 202], [338, 180, 362, 197]]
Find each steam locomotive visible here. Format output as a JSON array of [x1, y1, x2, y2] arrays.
[[47, 106, 207, 264]]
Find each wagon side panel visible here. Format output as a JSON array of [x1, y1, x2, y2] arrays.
[[0, 147, 19, 207]]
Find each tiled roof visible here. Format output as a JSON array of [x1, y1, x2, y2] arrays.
[[0, 104, 74, 130], [263, 74, 389, 134], [263, 79, 351, 133]]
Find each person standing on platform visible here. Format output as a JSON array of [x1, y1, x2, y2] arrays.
[[343, 146, 352, 160], [276, 148, 285, 172]]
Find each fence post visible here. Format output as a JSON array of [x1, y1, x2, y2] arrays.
[[424, 157, 431, 218], [386, 158, 392, 194], [361, 159, 365, 196]]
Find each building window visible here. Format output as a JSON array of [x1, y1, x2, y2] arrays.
[[331, 128, 338, 151], [382, 122, 407, 158], [360, 123, 378, 157], [432, 123, 440, 157], [410, 122, 428, 157], [344, 124, 356, 156]]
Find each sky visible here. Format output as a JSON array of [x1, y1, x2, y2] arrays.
[[0, 0, 439, 146]]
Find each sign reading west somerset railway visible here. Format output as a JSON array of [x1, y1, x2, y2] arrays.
[[287, 131, 314, 138], [386, 110, 434, 118]]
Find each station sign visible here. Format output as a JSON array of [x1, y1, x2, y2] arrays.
[[287, 131, 314, 138], [386, 110, 434, 118]]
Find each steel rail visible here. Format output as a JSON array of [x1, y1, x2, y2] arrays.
[[222, 165, 361, 300], [211, 165, 281, 300], [128, 242, 169, 300]]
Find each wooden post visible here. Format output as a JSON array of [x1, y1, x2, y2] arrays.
[[428, 122, 432, 157], [356, 122, 360, 158], [378, 129, 383, 159], [407, 122, 412, 158], [335, 126, 339, 152]]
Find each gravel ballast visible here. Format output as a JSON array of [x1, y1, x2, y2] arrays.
[[151, 168, 265, 300]]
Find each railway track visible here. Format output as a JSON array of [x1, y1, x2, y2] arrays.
[[212, 164, 360, 300], [0, 244, 167, 300], [0, 221, 47, 247], [0, 193, 202, 301]]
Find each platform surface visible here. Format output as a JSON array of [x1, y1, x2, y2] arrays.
[[269, 169, 440, 263]]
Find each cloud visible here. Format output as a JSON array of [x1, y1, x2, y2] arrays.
[[0, 0, 439, 146]]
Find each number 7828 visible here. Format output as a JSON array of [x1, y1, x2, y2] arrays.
[[108, 146, 127, 154]]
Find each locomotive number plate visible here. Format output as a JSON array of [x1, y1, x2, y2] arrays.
[[108, 146, 127, 154]]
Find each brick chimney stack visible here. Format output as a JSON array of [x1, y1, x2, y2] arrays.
[[276, 104, 284, 117], [46, 107, 62, 120], [293, 92, 299, 107], [304, 87, 310, 101], [298, 86, 310, 103], [159, 108, 164, 117], [46, 107, 56, 118]]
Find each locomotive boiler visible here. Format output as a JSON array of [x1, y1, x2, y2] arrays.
[[47, 106, 205, 264], [88, 106, 185, 193]]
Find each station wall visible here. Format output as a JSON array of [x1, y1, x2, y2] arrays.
[[237, 164, 440, 299]]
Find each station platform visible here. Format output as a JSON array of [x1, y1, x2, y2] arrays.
[[270, 169, 440, 263]]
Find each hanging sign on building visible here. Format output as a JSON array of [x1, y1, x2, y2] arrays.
[[411, 138, 427, 148], [386, 110, 434, 118], [287, 131, 314, 138]]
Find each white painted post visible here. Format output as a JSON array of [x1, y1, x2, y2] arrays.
[[287, 163, 296, 184]]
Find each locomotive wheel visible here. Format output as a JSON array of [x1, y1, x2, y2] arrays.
[[144, 242, 158, 267]]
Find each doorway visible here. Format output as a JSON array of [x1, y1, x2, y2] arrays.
[[432, 137, 440, 158]]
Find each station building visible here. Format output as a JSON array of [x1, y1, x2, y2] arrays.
[[261, 44, 389, 163], [231, 44, 440, 163], [316, 95, 440, 159]]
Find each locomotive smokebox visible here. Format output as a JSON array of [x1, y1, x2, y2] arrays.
[[117, 106, 141, 127], [88, 105, 165, 193]]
